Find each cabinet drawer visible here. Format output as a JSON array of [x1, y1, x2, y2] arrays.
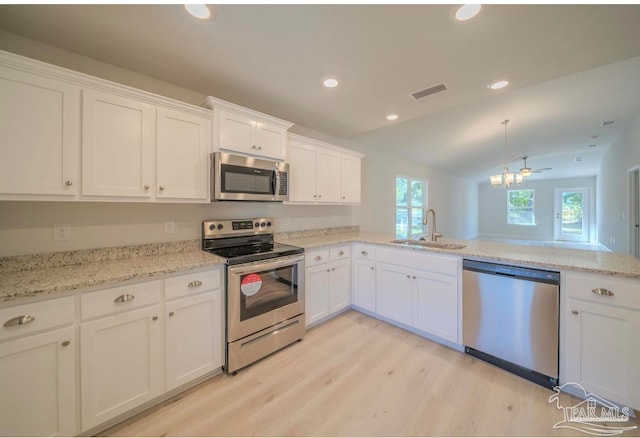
[[565, 271, 640, 310], [0, 296, 74, 341], [306, 249, 330, 267], [376, 247, 459, 277], [81, 280, 162, 320], [352, 244, 376, 260], [330, 246, 351, 261], [165, 269, 222, 301]]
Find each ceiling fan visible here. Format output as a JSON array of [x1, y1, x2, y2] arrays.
[[519, 156, 552, 177]]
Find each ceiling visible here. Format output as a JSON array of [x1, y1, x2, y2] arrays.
[[1, 4, 640, 182]]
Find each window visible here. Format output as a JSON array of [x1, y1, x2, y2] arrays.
[[396, 177, 426, 238], [508, 189, 535, 225]]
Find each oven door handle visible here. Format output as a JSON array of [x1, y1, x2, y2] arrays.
[[228, 254, 305, 276]]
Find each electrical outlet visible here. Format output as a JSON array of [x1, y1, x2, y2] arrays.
[[54, 224, 70, 241], [164, 221, 175, 234]]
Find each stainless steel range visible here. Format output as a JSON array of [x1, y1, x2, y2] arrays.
[[202, 218, 305, 374]]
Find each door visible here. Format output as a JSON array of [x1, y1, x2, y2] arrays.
[[80, 305, 162, 430], [554, 188, 591, 242], [256, 121, 286, 160], [0, 66, 80, 196], [565, 298, 640, 409], [287, 141, 317, 202], [156, 107, 209, 201], [82, 89, 156, 198], [305, 265, 331, 326], [630, 167, 640, 258], [376, 263, 414, 325], [330, 260, 351, 313], [166, 291, 222, 391], [352, 259, 376, 312], [218, 110, 255, 154], [341, 154, 361, 203], [413, 270, 458, 343], [0, 327, 76, 436], [317, 148, 341, 202]]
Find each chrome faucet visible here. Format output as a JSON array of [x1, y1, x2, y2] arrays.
[[423, 208, 442, 242]]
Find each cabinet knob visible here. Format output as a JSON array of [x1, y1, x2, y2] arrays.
[[592, 288, 614, 297], [3, 314, 35, 327], [61, 340, 71, 347], [326, 269, 330, 272], [361, 251, 368, 256], [318, 195, 322, 198], [332, 268, 336, 271], [252, 145, 257, 149], [315, 255, 322, 261], [188, 280, 203, 288], [338, 251, 344, 256], [571, 310, 579, 315], [159, 186, 165, 191], [152, 316, 158, 321], [370, 267, 374, 271], [412, 276, 416, 279], [342, 196, 346, 200], [144, 184, 150, 190], [258, 146, 262, 150], [406, 275, 411, 279], [114, 293, 135, 304], [64, 180, 73, 187], [313, 195, 318, 198], [169, 312, 175, 317]]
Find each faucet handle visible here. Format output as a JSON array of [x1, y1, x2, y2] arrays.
[[433, 232, 443, 242]]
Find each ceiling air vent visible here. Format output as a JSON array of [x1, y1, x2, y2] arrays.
[[410, 82, 449, 100]]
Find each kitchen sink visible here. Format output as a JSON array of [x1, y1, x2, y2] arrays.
[[390, 239, 466, 250]]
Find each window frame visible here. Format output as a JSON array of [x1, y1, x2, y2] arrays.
[[395, 176, 428, 238], [507, 189, 536, 226]]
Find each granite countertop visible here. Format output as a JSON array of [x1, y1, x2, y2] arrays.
[[278, 231, 640, 279], [0, 240, 225, 305]]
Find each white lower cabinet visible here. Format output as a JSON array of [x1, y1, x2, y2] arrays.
[[413, 271, 458, 344], [305, 246, 351, 327], [80, 281, 163, 431], [563, 271, 640, 410], [0, 296, 76, 437], [351, 245, 377, 312], [376, 263, 414, 325]]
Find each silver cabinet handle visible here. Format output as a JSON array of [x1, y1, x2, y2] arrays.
[[152, 316, 158, 321], [592, 288, 614, 297], [64, 180, 73, 187], [370, 267, 374, 271], [188, 280, 203, 288], [361, 251, 368, 256], [571, 310, 579, 315], [331, 268, 336, 271], [159, 186, 165, 191], [4, 315, 35, 327], [169, 312, 175, 317], [313, 195, 318, 198], [144, 184, 150, 190], [315, 255, 322, 261], [406, 274, 411, 279], [338, 251, 344, 256], [61, 340, 71, 347], [412, 276, 416, 279], [114, 293, 135, 304], [252, 145, 257, 149]]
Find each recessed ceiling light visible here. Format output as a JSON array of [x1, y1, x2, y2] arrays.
[[184, 4, 214, 20], [386, 114, 399, 121], [323, 78, 339, 88], [455, 4, 482, 21], [488, 80, 509, 90]]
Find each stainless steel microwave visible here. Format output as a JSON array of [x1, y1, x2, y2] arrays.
[[211, 152, 289, 202]]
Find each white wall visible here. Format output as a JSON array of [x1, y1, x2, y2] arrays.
[[0, 31, 478, 256], [478, 176, 597, 242], [598, 113, 640, 254]]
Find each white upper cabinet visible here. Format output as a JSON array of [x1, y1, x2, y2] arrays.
[[287, 133, 363, 205], [204, 96, 293, 161], [82, 89, 156, 199], [156, 107, 210, 201], [0, 63, 80, 198]]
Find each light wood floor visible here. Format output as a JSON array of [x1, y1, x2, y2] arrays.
[[103, 310, 640, 437]]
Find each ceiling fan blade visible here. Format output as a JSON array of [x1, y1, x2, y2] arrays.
[[535, 167, 553, 171]]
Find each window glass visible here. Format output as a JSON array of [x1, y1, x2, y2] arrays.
[[508, 189, 535, 225], [396, 177, 427, 238]]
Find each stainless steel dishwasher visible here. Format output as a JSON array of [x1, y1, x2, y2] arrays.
[[463, 259, 560, 388]]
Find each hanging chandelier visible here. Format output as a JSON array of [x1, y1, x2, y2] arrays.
[[490, 119, 524, 188]]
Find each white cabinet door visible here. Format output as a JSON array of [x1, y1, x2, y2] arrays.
[[564, 298, 640, 410], [255, 121, 287, 160], [0, 66, 80, 197], [80, 305, 163, 430], [317, 148, 341, 203], [413, 270, 458, 343], [82, 89, 155, 198], [352, 259, 376, 312], [288, 141, 318, 202], [340, 153, 361, 203], [305, 265, 331, 327], [0, 327, 76, 437], [330, 259, 351, 314], [218, 110, 255, 155], [166, 291, 222, 391], [376, 263, 414, 326], [156, 107, 210, 201]]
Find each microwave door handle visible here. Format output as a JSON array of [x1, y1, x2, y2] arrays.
[[274, 168, 281, 198]]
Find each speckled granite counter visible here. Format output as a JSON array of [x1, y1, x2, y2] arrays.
[[0, 240, 225, 305], [277, 231, 640, 279]]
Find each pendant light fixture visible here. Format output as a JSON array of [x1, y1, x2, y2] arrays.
[[490, 120, 523, 188]]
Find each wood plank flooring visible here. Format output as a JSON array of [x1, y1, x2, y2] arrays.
[[103, 311, 640, 437]]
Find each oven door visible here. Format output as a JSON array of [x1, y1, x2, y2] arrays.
[[227, 254, 304, 342]]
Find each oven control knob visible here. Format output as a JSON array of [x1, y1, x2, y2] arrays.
[[255, 222, 260, 228], [209, 224, 216, 231], [260, 222, 266, 227], [217, 224, 224, 230], [267, 221, 272, 227]]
